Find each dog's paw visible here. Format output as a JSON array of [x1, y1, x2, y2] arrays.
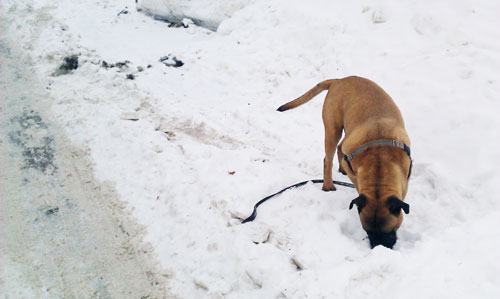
[[338, 167, 347, 175], [322, 183, 336, 192]]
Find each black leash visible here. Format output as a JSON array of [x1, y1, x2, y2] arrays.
[[241, 179, 355, 223]]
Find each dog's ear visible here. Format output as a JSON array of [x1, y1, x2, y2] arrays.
[[349, 194, 367, 213], [386, 196, 410, 215]]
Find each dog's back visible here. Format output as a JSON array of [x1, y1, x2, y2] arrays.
[[328, 77, 410, 153], [277, 76, 409, 151]]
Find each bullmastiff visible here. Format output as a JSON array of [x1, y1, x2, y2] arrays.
[[277, 76, 412, 249]]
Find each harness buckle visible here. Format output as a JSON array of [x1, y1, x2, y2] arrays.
[[392, 140, 403, 149]]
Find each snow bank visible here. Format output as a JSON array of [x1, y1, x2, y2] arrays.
[[137, 0, 252, 30]]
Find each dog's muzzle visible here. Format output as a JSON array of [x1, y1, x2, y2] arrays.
[[367, 231, 397, 249]]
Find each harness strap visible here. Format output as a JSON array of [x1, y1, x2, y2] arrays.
[[343, 140, 412, 178]]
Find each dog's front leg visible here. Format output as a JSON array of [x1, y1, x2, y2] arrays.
[[337, 141, 347, 175], [323, 156, 335, 191], [322, 128, 342, 191]]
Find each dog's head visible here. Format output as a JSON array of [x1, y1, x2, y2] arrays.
[[349, 194, 409, 249]]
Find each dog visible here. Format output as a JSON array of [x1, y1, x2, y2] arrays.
[[277, 76, 412, 249]]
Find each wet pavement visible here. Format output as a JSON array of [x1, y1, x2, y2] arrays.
[[0, 34, 167, 299]]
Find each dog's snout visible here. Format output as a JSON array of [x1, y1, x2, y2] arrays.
[[367, 231, 397, 249]]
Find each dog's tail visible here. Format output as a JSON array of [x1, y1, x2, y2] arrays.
[[277, 79, 335, 112]]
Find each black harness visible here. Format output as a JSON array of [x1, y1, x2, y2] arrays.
[[343, 139, 413, 178]]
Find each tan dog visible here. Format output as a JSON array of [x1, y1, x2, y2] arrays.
[[278, 76, 412, 248]]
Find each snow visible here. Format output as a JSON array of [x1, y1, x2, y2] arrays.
[[3, 0, 500, 297], [137, 0, 251, 30]]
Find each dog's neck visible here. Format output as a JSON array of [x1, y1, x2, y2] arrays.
[[354, 148, 408, 200]]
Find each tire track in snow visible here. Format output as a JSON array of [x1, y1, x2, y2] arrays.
[[0, 25, 168, 299]]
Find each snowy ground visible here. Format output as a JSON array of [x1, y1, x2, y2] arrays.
[[2, 0, 500, 298], [1, 3, 167, 298]]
